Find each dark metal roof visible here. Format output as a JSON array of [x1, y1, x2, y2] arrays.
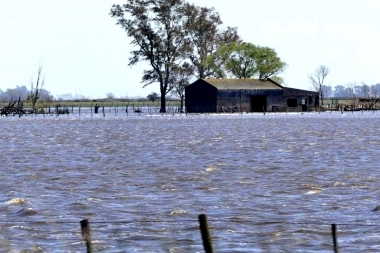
[[202, 78, 283, 90], [283, 87, 319, 96]]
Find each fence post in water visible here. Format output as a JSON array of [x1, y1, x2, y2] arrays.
[[331, 224, 338, 253], [199, 214, 213, 253], [102, 106, 105, 117], [79, 106, 81, 117], [80, 219, 92, 253], [263, 106, 265, 115]]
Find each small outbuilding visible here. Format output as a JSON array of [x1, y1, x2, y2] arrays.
[[185, 78, 319, 113]]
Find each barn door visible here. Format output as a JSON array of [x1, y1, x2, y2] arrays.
[[251, 95, 267, 112]]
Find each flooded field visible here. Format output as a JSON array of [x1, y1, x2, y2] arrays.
[[1, 111, 380, 252]]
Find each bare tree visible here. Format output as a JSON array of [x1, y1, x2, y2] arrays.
[[308, 65, 330, 105], [27, 65, 45, 111]]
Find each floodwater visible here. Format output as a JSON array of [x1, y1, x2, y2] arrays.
[[1, 110, 380, 252]]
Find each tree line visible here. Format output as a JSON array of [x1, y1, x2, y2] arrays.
[[324, 82, 380, 99], [0, 86, 52, 102], [110, 0, 287, 112], [309, 65, 380, 106]]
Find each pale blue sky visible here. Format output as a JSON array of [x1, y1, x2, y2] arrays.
[[0, 0, 379, 99]]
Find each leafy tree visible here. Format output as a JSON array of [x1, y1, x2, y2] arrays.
[[345, 82, 357, 99], [362, 82, 371, 98], [255, 46, 287, 79], [270, 76, 284, 85], [106, 92, 116, 99], [110, 0, 190, 113], [39, 89, 53, 101], [322, 85, 333, 98], [354, 84, 364, 97], [2, 86, 29, 101], [371, 83, 380, 96], [147, 92, 159, 102], [212, 42, 287, 79], [308, 65, 330, 105], [225, 42, 258, 78], [333, 85, 346, 97], [183, 3, 240, 78], [170, 62, 193, 112]]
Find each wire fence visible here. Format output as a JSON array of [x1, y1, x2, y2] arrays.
[[1, 215, 380, 252]]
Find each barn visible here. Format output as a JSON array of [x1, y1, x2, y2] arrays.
[[185, 78, 319, 113]]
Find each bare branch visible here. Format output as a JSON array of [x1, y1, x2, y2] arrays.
[[309, 65, 330, 105]]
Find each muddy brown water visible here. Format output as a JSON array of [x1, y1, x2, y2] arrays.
[[1, 111, 380, 252]]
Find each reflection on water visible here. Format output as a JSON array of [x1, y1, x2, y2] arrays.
[[1, 111, 380, 252]]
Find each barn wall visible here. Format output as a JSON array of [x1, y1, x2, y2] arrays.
[[185, 80, 217, 113], [217, 89, 283, 112], [282, 87, 320, 107], [185, 80, 320, 113]]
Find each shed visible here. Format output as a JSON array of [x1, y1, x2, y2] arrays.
[[185, 78, 319, 113]]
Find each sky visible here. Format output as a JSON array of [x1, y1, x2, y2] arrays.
[[0, 0, 379, 99]]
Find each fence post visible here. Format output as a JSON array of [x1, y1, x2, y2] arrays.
[[331, 224, 338, 253], [199, 214, 213, 253], [80, 219, 92, 253]]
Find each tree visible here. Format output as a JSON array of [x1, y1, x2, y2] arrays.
[[3, 86, 29, 100], [224, 42, 258, 79], [270, 76, 284, 85], [183, 3, 240, 79], [27, 65, 45, 111], [255, 46, 287, 79], [308, 65, 330, 105], [147, 92, 159, 102], [333, 85, 346, 97], [212, 42, 287, 79], [111, 0, 190, 113], [345, 82, 357, 99], [362, 82, 370, 98], [106, 92, 116, 99], [322, 85, 333, 98], [170, 62, 193, 112]]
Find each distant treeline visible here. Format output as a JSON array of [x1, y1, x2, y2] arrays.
[[324, 82, 380, 98], [0, 85, 173, 103]]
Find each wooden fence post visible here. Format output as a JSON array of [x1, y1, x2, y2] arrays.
[[80, 219, 92, 253], [331, 224, 338, 253], [199, 214, 213, 253]]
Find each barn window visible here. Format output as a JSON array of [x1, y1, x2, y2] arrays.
[[287, 98, 298, 107]]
